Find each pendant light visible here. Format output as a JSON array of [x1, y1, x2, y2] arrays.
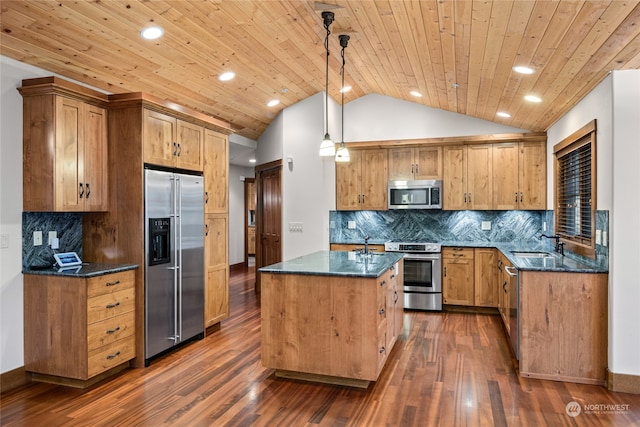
[[319, 11, 336, 157], [335, 34, 350, 162]]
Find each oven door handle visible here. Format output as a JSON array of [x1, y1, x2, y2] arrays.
[[403, 254, 441, 261]]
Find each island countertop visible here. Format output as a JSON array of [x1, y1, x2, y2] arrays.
[[258, 250, 404, 278]]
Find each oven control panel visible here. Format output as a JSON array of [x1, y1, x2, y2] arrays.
[[384, 241, 441, 253]]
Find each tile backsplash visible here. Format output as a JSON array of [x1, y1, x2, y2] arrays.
[[22, 212, 82, 269]]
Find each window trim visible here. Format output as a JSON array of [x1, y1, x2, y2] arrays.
[[553, 119, 597, 259]]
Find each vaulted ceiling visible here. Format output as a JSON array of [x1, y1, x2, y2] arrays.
[[2, 1, 640, 142]]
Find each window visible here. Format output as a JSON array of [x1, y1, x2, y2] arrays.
[[553, 120, 597, 258]]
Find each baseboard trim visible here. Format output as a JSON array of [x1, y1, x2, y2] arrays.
[[230, 262, 245, 272], [1, 366, 30, 395], [607, 369, 640, 394]]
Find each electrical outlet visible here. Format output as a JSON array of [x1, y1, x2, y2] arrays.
[[348, 221, 356, 229], [603, 231, 608, 247], [33, 230, 43, 246], [543, 222, 547, 231], [0, 233, 8, 249], [595, 230, 602, 245], [481, 221, 491, 231], [48, 230, 57, 245]]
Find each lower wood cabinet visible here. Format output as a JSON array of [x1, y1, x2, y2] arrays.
[[204, 213, 229, 329], [474, 248, 498, 307], [442, 247, 475, 305], [24, 270, 136, 386], [329, 243, 386, 253]]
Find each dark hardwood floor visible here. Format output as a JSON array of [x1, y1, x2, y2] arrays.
[[2, 267, 639, 426]]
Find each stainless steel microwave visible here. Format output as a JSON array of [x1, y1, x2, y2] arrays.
[[388, 179, 442, 209]]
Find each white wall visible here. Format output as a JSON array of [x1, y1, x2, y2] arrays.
[[228, 164, 255, 265], [547, 70, 640, 378]]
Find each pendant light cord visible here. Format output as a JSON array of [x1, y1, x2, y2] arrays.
[[322, 12, 334, 137]]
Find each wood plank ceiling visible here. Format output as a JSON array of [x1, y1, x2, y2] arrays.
[[2, 1, 640, 141]]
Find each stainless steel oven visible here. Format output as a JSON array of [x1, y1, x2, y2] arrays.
[[384, 241, 442, 311]]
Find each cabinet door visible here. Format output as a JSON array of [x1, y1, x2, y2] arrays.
[[388, 147, 414, 180], [55, 97, 83, 211], [204, 213, 229, 328], [474, 248, 497, 307], [442, 250, 474, 306], [176, 120, 204, 171], [492, 143, 519, 210], [443, 145, 467, 210], [414, 146, 442, 180], [143, 109, 176, 168], [467, 145, 492, 210], [336, 150, 361, 210], [361, 149, 388, 210], [203, 129, 228, 213], [83, 104, 108, 211], [519, 141, 546, 209]]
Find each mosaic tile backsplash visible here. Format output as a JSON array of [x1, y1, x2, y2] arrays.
[[22, 212, 82, 269]]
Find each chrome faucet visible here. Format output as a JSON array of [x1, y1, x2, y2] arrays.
[[364, 235, 370, 255], [539, 234, 564, 255]]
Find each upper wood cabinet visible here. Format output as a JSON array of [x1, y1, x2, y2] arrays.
[[493, 141, 546, 210], [143, 109, 204, 172], [443, 145, 492, 210], [20, 78, 109, 212], [203, 128, 228, 214], [388, 146, 442, 180], [336, 148, 388, 210]]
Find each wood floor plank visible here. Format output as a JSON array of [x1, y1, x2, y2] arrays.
[[2, 266, 640, 426]]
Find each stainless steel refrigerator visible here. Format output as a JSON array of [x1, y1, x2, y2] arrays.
[[144, 168, 204, 364]]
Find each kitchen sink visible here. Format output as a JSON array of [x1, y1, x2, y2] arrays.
[[510, 251, 554, 258]]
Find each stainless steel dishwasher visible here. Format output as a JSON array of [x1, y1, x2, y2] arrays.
[[504, 264, 519, 359]]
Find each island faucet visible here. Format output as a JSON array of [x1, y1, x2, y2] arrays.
[[539, 233, 564, 255], [364, 235, 370, 255]]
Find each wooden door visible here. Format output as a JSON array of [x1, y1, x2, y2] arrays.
[[176, 120, 204, 172], [492, 143, 519, 210], [203, 129, 228, 213], [388, 147, 413, 180], [204, 213, 229, 328], [519, 141, 547, 209], [335, 151, 361, 210], [83, 104, 108, 211], [361, 149, 388, 210], [55, 96, 83, 211], [474, 248, 497, 307], [256, 162, 282, 292], [443, 145, 467, 210], [467, 144, 492, 210], [414, 146, 442, 180], [143, 109, 176, 168]]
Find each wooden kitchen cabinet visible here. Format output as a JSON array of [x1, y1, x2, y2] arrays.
[[336, 148, 388, 210], [329, 243, 385, 253], [204, 128, 228, 213], [497, 253, 511, 333], [474, 248, 498, 307], [493, 141, 546, 210], [24, 270, 136, 386], [204, 213, 229, 329], [247, 227, 256, 255], [143, 109, 205, 172], [442, 247, 475, 305], [443, 145, 492, 210], [20, 77, 108, 212], [388, 146, 442, 180]]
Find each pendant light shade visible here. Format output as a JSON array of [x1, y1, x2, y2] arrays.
[[319, 11, 335, 157], [335, 34, 350, 163]]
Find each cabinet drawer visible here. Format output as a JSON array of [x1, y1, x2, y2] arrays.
[[377, 322, 388, 373], [87, 288, 135, 324], [87, 311, 135, 351], [87, 271, 135, 298], [87, 335, 135, 378], [442, 247, 474, 260]]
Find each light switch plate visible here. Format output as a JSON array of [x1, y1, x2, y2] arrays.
[[0, 233, 8, 249], [595, 229, 602, 245], [481, 221, 491, 231], [48, 230, 57, 245], [603, 231, 608, 247], [348, 221, 356, 229], [33, 230, 43, 246]]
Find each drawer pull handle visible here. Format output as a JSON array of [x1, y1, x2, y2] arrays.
[[380, 280, 386, 287], [106, 326, 121, 334], [390, 274, 396, 279], [79, 183, 85, 198], [106, 351, 121, 360], [86, 183, 91, 199], [394, 290, 399, 304], [106, 280, 120, 287], [106, 302, 120, 309], [379, 346, 386, 354]]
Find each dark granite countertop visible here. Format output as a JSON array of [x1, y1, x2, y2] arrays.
[[258, 250, 404, 278], [22, 263, 139, 278]]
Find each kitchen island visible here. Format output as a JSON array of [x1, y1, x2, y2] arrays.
[[259, 250, 404, 387]]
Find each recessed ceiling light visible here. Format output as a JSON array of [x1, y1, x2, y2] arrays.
[[524, 95, 542, 103], [218, 71, 235, 81], [340, 85, 352, 93], [141, 26, 164, 40], [267, 99, 280, 107], [410, 90, 422, 97], [249, 158, 256, 164], [497, 112, 511, 118], [513, 66, 535, 75]]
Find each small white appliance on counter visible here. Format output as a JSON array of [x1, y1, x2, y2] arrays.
[[384, 240, 442, 311]]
